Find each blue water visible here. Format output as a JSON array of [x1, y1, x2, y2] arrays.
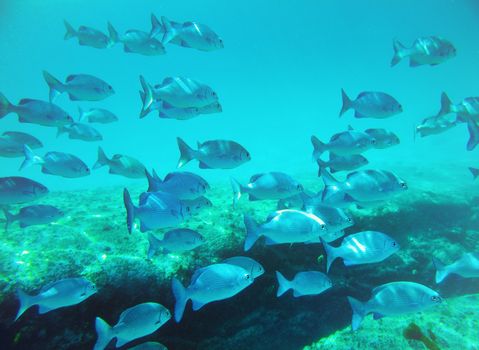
[[1, 1, 479, 349], [1, 0, 478, 190]]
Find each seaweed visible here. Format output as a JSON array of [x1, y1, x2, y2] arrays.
[[403, 322, 440, 350]]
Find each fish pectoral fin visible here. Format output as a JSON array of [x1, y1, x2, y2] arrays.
[[38, 304, 54, 314], [409, 59, 421, 67], [373, 312, 385, 320], [248, 195, 260, 201], [192, 300, 207, 311], [139, 222, 150, 232], [198, 162, 211, 169], [108, 168, 119, 174], [41, 168, 53, 175], [354, 111, 367, 118], [68, 94, 81, 101]]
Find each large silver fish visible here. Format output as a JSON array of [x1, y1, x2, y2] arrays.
[[339, 89, 402, 119], [0, 131, 43, 158], [78, 107, 118, 124], [391, 36, 456, 67], [57, 122, 103, 142], [108, 22, 166, 56], [0, 176, 48, 205], [145, 170, 209, 200], [3, 205, 64, 231], [433, 253, 479, 283], [311, 131, 375, 158], [93, 147, 146, 179], [276, 271, 332, 297], [64, 20, 114, 49]]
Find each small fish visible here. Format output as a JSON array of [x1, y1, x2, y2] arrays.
[[93, 147, 146, 179], [321, 168, 407, 206], [94, 302, 171, 350], [437, 93, 479, 126], [317, 154, 368, 174], [223, 256, 265, 279], [160, 16, 224, 51], [57, 122, 102, 142], [147, 229, 205, 258], [3, 205, 64, 231], [231, 172, 303, 207], [347, 282, 442, 331], [415, 114, 457, 138], [64, 20, 114, 49], [276, 271, 332, 297], [181, 196, 212, 215], [0, 131, 43, 158], [108, 22, 166, 56], [0, 176, 48, 205], [433, 253, 479, 283], [321, 231, 399, 272], [177, 137, 251, 169], [243, 210, 327, 251], [139, 75, 218, 116], [391, 36, 456, 67], [20, 145, 90, 178], [15, 277, 96, 321], [172, 263, 253, 322], [311, 131, 375, 158], [303, 203, 354, 243], [128, 342, 168, 350], [469, 167, 479, 180], [364, 128, 400, 149], [0, 93, 73, 127], [43, 71, 114, 102], [78, 107, 118, 124], [123, 189, 188, 233], [140, 95, 222, 120], [339, 89, 403, 119], [145, 170, 209, 200], [465, 117, 479, 151]]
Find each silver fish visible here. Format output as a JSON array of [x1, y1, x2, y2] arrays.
[[93, 147, 146, 179], [64, 20, 114, 49], [147, 229, 205, 258], [415, 114, 457, 138], [364, 128, 400, 149], [94, 302, 171, 350], [108, 22, 166, 56], [317, 153, 368, 174], [0, 131, 43, 158], [0, 93, 73, 127], [243, 210, 327, 251], [0, 176, 48, 205], [391, 36, 456, 67], [57, 122, 102, 142], [15, 277, 96, 321], [172, 263, 252, 322], [177, 137, 250, 169], [145, 170, 209, 200], [43, 71, 114, 102], [20, 145, 90, 178], [276, 271, 332, 297], [303, 203, 353, 243], [223, 256, 265, 279], [311, 131, 375, 158], [3, 205, 63, 231], [181, 196, 212, 215], [231, 172, 303, 207], [347, 282, 442, 331], [339, 89, 403, 119], [433, 253, 479, 283], [78, 107, 118, 124], [321, 231, 400, 272]]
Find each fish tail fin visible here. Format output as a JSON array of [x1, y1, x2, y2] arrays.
[[150, 13, 162, 37], [176, 137, 195, 168], [391, 39, 407, 67], [93, 146, 109, 170], [145, 169, 158, 192], [172, 278, 188, 323], [468, 167, 479, 180], [339, 88, 352, 117], [432, 257, 449, 283], [243, 214, 261, 251], [230, 177, 244, 208], [139, 75, 154, 118], [311, 135, 327, 159], [63, 20, 76, 40], [275, 271, 291, 297], [347, 296, 367, 331], [466, 119, 479, 151], [15, 289, 34, 321], [438, 92, 452, 116], [3, 208, 15, 232], [42, 70, 64, 102], [161, 16, 177, 44], [77, 106, 85, 122], [320, 238, 338, 273], [123, 188, 136, 234], [0, 92, 13, 119], [147, 232, 160, 259], [93, 317, 113, 350], [107, 21, 119, 44], [19, 145, 43, 171], [316, 159, 327, 177], [320, 168, 343, 202]]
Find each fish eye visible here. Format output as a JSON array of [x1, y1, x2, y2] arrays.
[[400, 182, 407, 188], [392, 241, 397, 247], [320, 224, 326, 230], [187, 206, 191, 212], [108, 85, 113, 90], [297, 184, 303, 191], [371, 139, 376, 144], [245, 274, 250, 280], [347, 217, 352, 222], [431, 295, 440, 302]]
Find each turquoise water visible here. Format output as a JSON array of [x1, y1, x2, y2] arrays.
[[1, 1, 479, 349]]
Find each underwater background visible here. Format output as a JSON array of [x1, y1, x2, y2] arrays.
[[0, 0, 478, 349]]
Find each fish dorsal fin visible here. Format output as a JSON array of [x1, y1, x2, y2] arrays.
[[249, 173, 264, 183], [347, 125, 354, 131], [354, 111, 366, 118], [66, 75, 77, 82], [162, 77, 174, 85], [19, 98, 35, 105], [199, 162, 211, 169], [371, 283, 394, 295], [124, 45, 133, 53], [163, 172, 176, 182], [330, 133, 341, 142], [40, 286, 59, 297], [266, 211, 280, 221]]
